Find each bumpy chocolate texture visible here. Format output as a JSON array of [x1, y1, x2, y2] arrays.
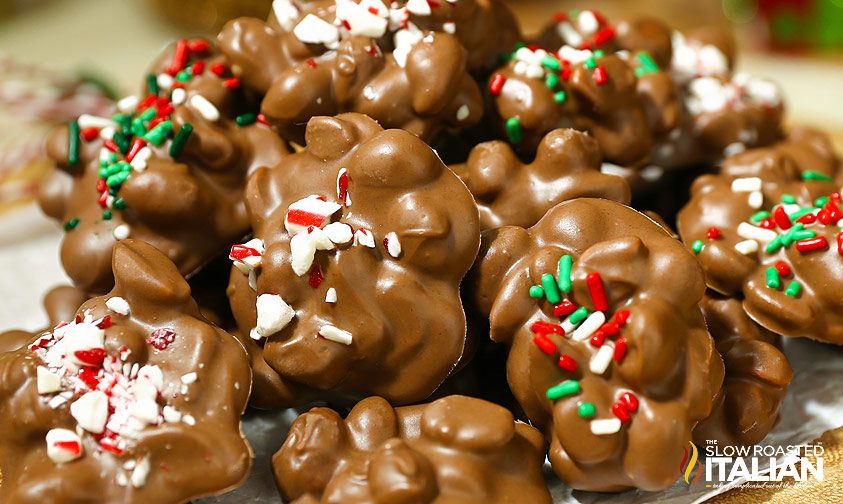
[[469, 198, 723, 491], [0, 240, 252, 503], [451, 128, 631, 230], [486, 10, 681, 166], [39, 39, 288, 294], [678, 129, 843, 343], [227, 113, 481, 409], [273, 395, 551, 503], [695, 294, 792, 447], [218, 0, 520, 144]]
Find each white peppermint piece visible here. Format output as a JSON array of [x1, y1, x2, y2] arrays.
[[106, 296, 131, 316], [46, 428, 83, 464], [290, 232, 318, 276], [163, 405, 182, 423], [131, 457, 151, 488], [181, 372, 198, 384], [337, 0, 388, 37], [136, 365, 164, 392], [406, 0, 431, 15], [132, 398, 160, 425], [255, 294, 296, 338], [63, 322, 106, 367], [272, 0, 300, 31], [354, 228, 376, 248], [285, 196, 342, 235], [325, 288, 338, 303], [71, 391, 109, 434], [384, 232, 402, 258], [319, 325, 353, 345], [294, 14, 340, 46], [456, 104, 470, 121], [37, 366, 62, 394], [309, 226, 335, 251], [324, 222, 354, 244]]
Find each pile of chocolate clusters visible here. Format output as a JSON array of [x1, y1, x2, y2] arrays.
[[3, 1, 841, 501]]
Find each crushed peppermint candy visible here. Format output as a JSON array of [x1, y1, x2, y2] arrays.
[[325, 287, 338, 303], [106, 296, 131, 316], [354, 228, 376, 248], [252, 294, 296, 339], [46, 428, 84, 464], [272, 0, 300, 31], [147, 328, 177, 351], [337, 168, 352, 206], [383, 231, 402, 258], [294, 14, 340, 48], [318, 324, 353, 345], [285, 196, 342, 235], [229, 238, 265, 275]]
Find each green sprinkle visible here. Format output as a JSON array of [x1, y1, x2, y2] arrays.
[[541, 273, 561, 304], [506, 117, 522, 144], [131, 119, 147, 138], [766, 267, 781, 289], [593, 50, 605, 58], [558, 255, 573, 293], [780, 223, 806, 248], [751, 211, 771, 223], [168, 123, 193, 157], [766, 235, 784, 254], [102, 210, 113, 220], [789, 208, 816, 222], [63, 218, 80, 231], [529, 285, 544, 299], [815, 197, 830, 208], [545, 73, 559, 90], [541, 55, 560, 71], [691, 240, 704, 254], [140, 108, 157, 122], [144, 120, 173, 146], [636, 52, 660, 74], [569, 307, 589, 325], [113, 114, 131, 135], [792, 230, 816, 242], [106, 170, 130, 188], [546, 380, 580, 401], [802, 170, 832, 182], [235, 113, 257, 127], [146, 73, 159, 95], [785, 281, 802, 298], [67, 120, 80, 166], [113, 198, 126, 210], [553, 90, 567, 104], [781, 194, 796, 204], [578, 402, 596, 418], [175, 69, 192, 83], [584, 57, 597, 70], [112, 131, 130, 154]]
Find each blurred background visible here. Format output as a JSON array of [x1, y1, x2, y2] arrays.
[[0, 0, 842, 215]]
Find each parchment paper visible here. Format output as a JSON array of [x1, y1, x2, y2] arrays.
[[3, 206, 842, 504]]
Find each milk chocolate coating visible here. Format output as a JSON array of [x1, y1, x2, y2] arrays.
[[468, 198, 723, 491], [694, 293, 792, 447], [39, 41, 288, 294], [451, 128, 631, 230], [0, 240, 252, 503], [0, 286, 88, 354], [273, 395, 551, 503], [227, 113, 481, 408], [677, 129, 843, 343]]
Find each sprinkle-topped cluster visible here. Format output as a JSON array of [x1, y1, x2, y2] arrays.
[[28, 302, 194, 486], [528, 254, 638, 436]]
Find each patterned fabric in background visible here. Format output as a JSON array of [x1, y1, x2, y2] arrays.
[[0, 56, 113, 214]]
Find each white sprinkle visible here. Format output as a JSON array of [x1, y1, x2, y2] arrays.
[[78, 114, 114, 130], [590, 418, 622, 435], [325, 288, 337, 303], [130, 147, 152, 172], [737, 222, 777, 243], [589, 341, 615, 375], [294, 14, 340, 47], [571, 311, 606, 342], [723, 142, 746, 157], [734, 239, 759, 255], [46, 429, 83, 464], [324, 222, 354, 244], [443, 21, 456, 33], [37, 366, 62, 394], [290, 232, 318, 276], [180, 372, 198, 385], [182, 414, 196, 426], [70, 391, 109, 434], [782, 204, 801, 215], [456, 104, 470, 121], [99, 127, 115, 141], [557, 23, 583, 48], [578, 10, 599, 35], [560, 314, 580, 334], [116, 473, 129, 487], [319, 325, 353, 345], [254, 294, 295, 339], [557, 45, 592, 65], [189, 94, 220, 122], [170, 87, 186, 106], [731, 177, 763, 193], [131, 457, 151, 488], [106, 296, 131, 316], [353, 228, 376, 248], [384, 231, 402, 258], [362, 86, 377, 101], [113, 224, 131, 241], [117, 95, 139, 114], [157, 73, 174, 91], [748, 190, 764, 209]]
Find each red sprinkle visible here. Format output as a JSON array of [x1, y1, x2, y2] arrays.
[[832, 192, 842, 203], [706, 227, 722, 239], [103, 139, 119, 153], [552, 11, 568, 23], [97, 191, 108, 208], [557, 354, 578, 373], [773, 206, 792, 230], [613, 310, 631, 325], [593, 26, 615, 45], [531, 321, 564, 335], [167, 39, 189, 75], [599, 322, 620, 337], [560, 66, 572, 82], [125, 138, 147, 163], [586, 272, 609, 312], [796, 213, 817, 225], [96, 179, 107, 193], [96, 315, 112, 330], [489, 73, 507, 96], [553, 300, 576, 317], [308, 264, 325, 289], [190, 60, 205, 76], [611, 402, 632, 423], [619, 392, 639, 412], [759, 218, 776, 230], [825, 201, 842, 222], [795, 236, 829, 253], [837, 233, 843, 256], [147, 328, 177, 351], [613, 337, 628, 362], [188, 39, 209, 54], [81, 127, 99, 142], [229, 244, 260, 261], [210, 63, 226, 76], [533, 333, 557, 355], [224, 77, 240, 89], [100, 440, 124, 455], [593, 66, 608, 85], [337, 170, 350, 205], [774, 261, 792, 277], [590, 330, 606, 347], [306, 58, 318, 69]]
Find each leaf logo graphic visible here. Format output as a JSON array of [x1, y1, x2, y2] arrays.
[[679, 441, 702, 486]]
